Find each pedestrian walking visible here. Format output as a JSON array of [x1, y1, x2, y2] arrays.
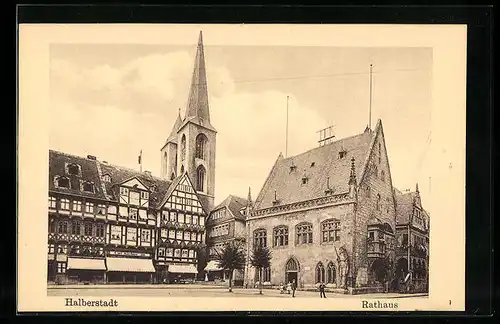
[[291, 279, 297, 297], [286, 282, 291, 294], [319, 282, 327, 298]]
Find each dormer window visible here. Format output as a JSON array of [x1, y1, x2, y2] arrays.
[[310, 162, 315, 167], [66, 163, 81, 176], [339, 151, 347, 159], [150, 185, 157, 193], [82, 181, 94, 193], [302, 176, 309, 185], [102, 174, 111, 182], [290, 164, 297, 172], [55, 176, 70, 189]]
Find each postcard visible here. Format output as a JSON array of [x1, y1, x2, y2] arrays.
[[17, 23, 466, 312]]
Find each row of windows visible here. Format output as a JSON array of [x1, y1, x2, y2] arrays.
[[161, 210, 205, 226], [110, 226, 152, 243], [254, 220, 341, 248], [157, 247, 197, 259], [51, 220, 105, 237], [210, 208, 227, 221], [48, 244, 104, 256], [209, 224, 229, 238], [119, 188, 149, 206], [49, 197, 109, 214], [160, 228, 203, 242]]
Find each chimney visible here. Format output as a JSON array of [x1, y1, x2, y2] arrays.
[[144, 170, 152, 176], [87, 155, 96, 160]]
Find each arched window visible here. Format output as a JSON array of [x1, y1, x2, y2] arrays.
[[273, 226, 289, 247], [195, 134, 208, 160], [376, 194, 381, 211], [196, 165, 206, 192], [285, 258, 299, 272], [315, 262, 325, 283], [180, 165, 184, 174], [296, 222, 313, 245], [327, 262, 336, 284], [181, 134, 186, 161], [378, 143, 382, 164], [253, 229, 267, 248], [56, 176, 70, 189], [321, 219, 340, 243], [381, 170, 385, 182]]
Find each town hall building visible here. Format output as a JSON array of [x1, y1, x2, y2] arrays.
[[244, 120, 413, 294]]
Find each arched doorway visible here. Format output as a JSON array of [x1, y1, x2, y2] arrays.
[[369, 258, 387, 284], [392, 257, 408, 291], [285, 257, 299, 284]]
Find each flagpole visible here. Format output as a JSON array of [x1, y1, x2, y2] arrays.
[[286, 96, 289, 157], [369, 64, 373, 130], [139, 150, 143, 172]]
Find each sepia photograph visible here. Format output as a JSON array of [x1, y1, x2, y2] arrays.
[[18, 24, 466, 312]]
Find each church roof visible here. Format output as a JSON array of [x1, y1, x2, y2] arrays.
[[212, 195, 249, 220], [181, 31, 216, 133], [253, 124, 376, 210], [164, 111, 183, 145]]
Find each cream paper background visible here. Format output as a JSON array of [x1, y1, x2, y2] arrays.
[[18, 24, 466, 312]]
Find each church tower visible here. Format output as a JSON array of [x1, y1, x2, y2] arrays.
[[161, 31, 217, 210]]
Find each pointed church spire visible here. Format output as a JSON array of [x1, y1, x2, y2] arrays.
[[247, 187, 253, 205], [184, 30, 212, 126], [166, 109, 183, 144]]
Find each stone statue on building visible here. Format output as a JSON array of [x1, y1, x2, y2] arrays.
[[335, 246, 349, 289]]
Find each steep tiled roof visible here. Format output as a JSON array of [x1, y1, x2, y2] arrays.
[[253, 128, 375, 210], [49, 150, 173, 209], [394, 190, 417, 225], [49, 150, 107, 200], [182, 31, 216, 133], [212, 195, 248, 220]]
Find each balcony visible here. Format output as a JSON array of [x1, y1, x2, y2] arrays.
[[367, 239, 386, 258]]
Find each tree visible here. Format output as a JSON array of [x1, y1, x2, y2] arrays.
[[214, 242, 246, 292], [250, 245, 272, 295], [196, 244, 209, 281]]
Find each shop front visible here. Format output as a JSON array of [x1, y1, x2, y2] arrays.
[[105, 257, 155, 284], [168, 264, 198, 283], [66, 257, 107, 284]]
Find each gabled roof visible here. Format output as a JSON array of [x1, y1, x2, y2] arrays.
[[253, 126, 375, 210], [394, 188, 431, 227], [49, 150, 108, 200], [181, 30, 216, 133], [49, 150, 171, 209], [212, 195, 249, 220], [394, 189, 417, 225], [99, 162, 171, 209]]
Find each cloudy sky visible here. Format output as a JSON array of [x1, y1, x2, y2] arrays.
[[49, 40, 433, 206]]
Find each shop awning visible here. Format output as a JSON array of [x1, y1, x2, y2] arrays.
[[169, 264, 198, 274], [67, 258, 106, 271], [204, 260, 222, 272], [106, 257, 155, 273]]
